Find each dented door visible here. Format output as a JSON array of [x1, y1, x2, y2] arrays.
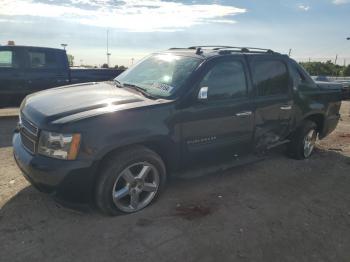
[[248, 56, 293, 150]]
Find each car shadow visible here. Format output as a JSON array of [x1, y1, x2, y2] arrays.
[[1, 147, 350, 218]]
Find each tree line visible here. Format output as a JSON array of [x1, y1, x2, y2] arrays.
[[67, 54, 127, 70], [300, 60, 350, 77]]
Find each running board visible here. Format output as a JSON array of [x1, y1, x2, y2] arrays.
[[172, 154, 265, 179], [266, 139, 290, 150]]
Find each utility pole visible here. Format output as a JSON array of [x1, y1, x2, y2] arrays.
[[288, 48, 292, 57], [131, 58, 134, 66], [106, 29, 111, 67], [345, 38, 349, 67], [61, 43, 67, 50], [335, 54, 338, 65]]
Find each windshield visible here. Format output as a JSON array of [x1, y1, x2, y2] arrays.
[[115, 53, 202, 98]]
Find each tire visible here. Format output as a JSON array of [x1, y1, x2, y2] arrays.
[[95, 145, 166, 216], [288, 120, 318, 160]]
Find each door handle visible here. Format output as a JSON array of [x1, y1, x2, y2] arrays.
[[280, 105, 292, 110], [235, 111, 252, 117]]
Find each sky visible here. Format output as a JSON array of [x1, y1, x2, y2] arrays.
[[1, 0, 350, 67]]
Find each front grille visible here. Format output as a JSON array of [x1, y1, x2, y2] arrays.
[[20, 114, 39, 154], [21, 116, 39, 136], [20, 133, 36, 153]]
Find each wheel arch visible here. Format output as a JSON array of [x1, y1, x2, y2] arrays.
[[303, 113, 325, 133], [93, 137, 180, 181]]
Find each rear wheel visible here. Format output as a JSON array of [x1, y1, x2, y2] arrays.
[[95, 146, 166, 216], [288, 120, 318, 160]]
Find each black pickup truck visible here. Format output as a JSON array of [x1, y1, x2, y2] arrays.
[[13, 46, 344, 215], [0, 45, 124, 107]]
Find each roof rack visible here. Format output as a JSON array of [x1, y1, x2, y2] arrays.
[[188, 46, 275, 52], [188, 45, 235, 50], [216, 47, 276, 54], [168, 47, 192, 50], [168, 47, 204, 55], [168, 46, 279, 55]]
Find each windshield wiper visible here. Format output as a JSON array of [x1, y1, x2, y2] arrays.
[[123, 83, 157, 99], [113, 79, 123, 88]]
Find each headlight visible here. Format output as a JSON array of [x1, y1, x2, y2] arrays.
[[38, 131, 81, 160]]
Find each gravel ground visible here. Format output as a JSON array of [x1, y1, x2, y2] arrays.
[[0, 102, 350, 262]]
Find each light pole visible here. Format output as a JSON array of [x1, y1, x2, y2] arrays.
[[346, 38, 349, 67], [106, 29, 111, 67], [61, 44, 67, 50]]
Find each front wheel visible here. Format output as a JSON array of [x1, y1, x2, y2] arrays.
[[288, 120, 318, 160], [95, 146, 166, 215]]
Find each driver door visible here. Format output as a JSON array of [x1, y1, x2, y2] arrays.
[[180, 56, 254, 162]]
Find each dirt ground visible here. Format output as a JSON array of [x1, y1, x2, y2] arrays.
[[0, 102, 350, 262]]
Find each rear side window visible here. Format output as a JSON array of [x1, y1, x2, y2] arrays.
[[0, 51, 14, 68], [200, 60, 247, 100], [291, 62, 315, 86], [29, 50, 60, 69], [251, 60, 289, 96], [290, 64, 306, 85]]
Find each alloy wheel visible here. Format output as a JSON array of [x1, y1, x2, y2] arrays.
[[111, 162, 160, 213], [303, 129, 317, 158]]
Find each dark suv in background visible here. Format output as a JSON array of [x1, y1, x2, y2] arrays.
[[13, 46, 344, 215]]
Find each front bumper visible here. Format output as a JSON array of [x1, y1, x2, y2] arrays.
[[13, 132, 98, 203]]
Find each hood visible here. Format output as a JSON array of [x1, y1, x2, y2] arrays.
[[21, 82, 149, 125]]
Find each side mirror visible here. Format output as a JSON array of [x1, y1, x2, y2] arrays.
[[198, 86, 208, 100]]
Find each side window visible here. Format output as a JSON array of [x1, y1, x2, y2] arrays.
[[200, 60, 247, 100], [0, 51, 17, 68], [290, 65, 306, 85], [28, 51, 60, 69], [295, 63, 316, 86], [251, 60, 289, 96], [289, 62, 317, 88]]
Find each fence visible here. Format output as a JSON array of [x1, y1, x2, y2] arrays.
[[328, 77, 350, 81], [294, 57, 350, 66]]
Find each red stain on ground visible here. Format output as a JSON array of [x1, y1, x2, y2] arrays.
[[175, 204, 212, 220], [339, 133, 350, 138]]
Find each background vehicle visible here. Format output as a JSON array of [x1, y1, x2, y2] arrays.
[[0, 45, 124, 107], [312, 76, 350, 99], [312, 75, 331, 82], [13, 46, 345, 215]]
